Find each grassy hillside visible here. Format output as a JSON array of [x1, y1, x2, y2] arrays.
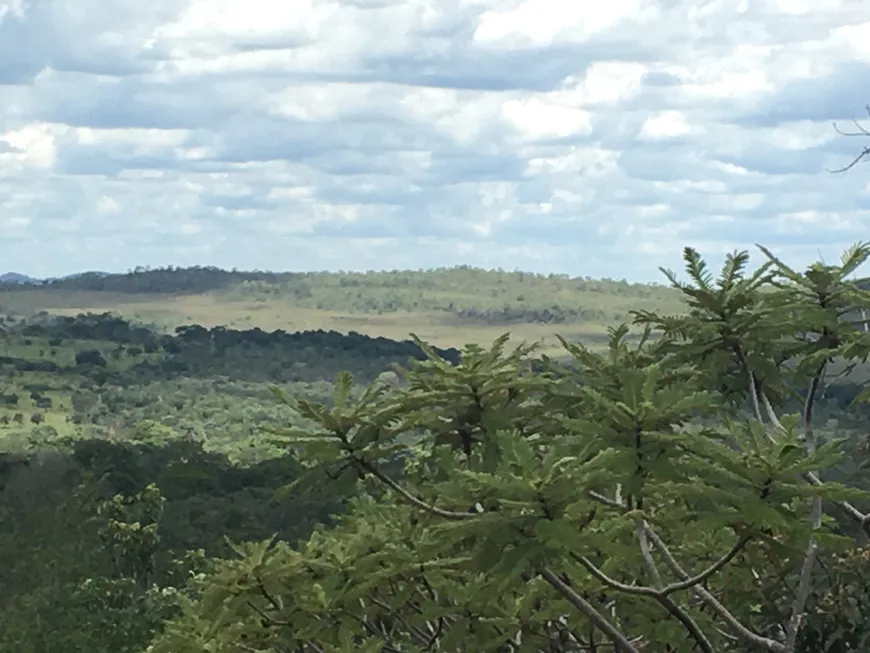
[[0, 264, 689, 462], [0, 266, 687, 354], [0, 315, 460, 459]]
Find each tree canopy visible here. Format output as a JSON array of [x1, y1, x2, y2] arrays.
[[145, 242, 870, 653]]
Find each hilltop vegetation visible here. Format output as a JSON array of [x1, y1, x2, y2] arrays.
[[0, 266, 687, 354], [3, 265, 679, 316]]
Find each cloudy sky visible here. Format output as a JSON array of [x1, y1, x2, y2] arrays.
[[1, 0, 869, 281]]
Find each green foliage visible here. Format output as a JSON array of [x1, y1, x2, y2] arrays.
[[148, 244, 870, 653], [0, 439, 347, 653], [800, 545, 870, 652], [1, 313, 461, 385], [3, 247, 870, 653]]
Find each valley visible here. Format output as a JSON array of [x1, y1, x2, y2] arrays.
[[1, 259, 869, 653]]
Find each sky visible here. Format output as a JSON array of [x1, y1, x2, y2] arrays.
[[1, 0, 869, 282]]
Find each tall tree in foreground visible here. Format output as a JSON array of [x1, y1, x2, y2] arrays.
[[148, 243, 870, 653]]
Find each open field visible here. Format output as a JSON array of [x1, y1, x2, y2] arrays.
[[0, 267, 690, 352], [0, 334, 168, 440], [0, 287, 683, 355]]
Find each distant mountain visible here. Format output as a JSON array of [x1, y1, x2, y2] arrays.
[[0, 272, 42, 284], [0, 271, 114, 285], [47, 271, 112, 281]]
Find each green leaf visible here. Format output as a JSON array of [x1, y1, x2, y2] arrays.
[[777, 443, 805, 468], [534, 518, 589, 553]]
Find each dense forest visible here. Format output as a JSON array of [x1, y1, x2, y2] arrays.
[[2, 243, 870, 652]]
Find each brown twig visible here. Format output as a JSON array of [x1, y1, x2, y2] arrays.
[[539, 568, 641, 653], [828, 105, 870, 173]]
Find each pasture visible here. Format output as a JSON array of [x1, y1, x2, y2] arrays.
[[0, 288, 667, 354]]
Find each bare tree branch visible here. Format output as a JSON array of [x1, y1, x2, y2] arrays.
[[635, 517, 663, 589], [539, 568, 641, 653], [574, 530, 716, 653], [754, 380, 870, 537], [572, 534, 752, 599], [784, 370, 826, 650], [357, 459, 481, 520], [828, 105, 870, 173], [641, 524, 789, 653], [583, 494, 754, 652]]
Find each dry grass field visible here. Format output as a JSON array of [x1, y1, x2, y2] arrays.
[[0, 289, 649, 354], [0, 267, 694, 356]]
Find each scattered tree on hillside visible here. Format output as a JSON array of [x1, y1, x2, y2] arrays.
[[75, 348, 107, 367], [2, 264, 688, 327]]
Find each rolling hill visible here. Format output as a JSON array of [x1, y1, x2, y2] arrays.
[[0, 265, 687, 353]]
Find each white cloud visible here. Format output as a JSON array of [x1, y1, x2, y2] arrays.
[[474, 0, 645, 46], [0, 122, 63, 169], [0, 0, 867, 280], [559, 62, 648, 106], [501, 97, 592, 140], [96, 196, 120, 213], [639, 111, 696, 140]]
